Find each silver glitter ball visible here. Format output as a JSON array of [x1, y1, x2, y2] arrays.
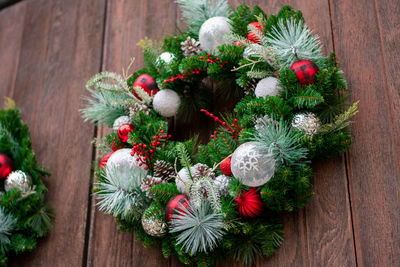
[[199, 16, 232, 53], [5, 170, 31, 193], [153, 89, 181, 117], [214, 175, 230, 196], [291, 112, 321, 136], [141, 216, 167, 237], [176, 167, 194, 194], [112, 116, 131, 132], [231, 142, 276, 187], [107, 148, 147, 173], [255, 77, 282, 98], [156, 52, 176, 66]]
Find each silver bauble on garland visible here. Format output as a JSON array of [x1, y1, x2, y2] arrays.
[[106, 148, 147, 172], [214, 175, 230, 196], [291, 112, 321, 136], [141, 204, 167, 237], [153, 89, 181, 117], [4, 170, 31, 193], [112, 116, 131, 132], [156, 52, 176, 66], [199, 16, 232, 52], [176, 167, 194, 194], [231, 142, 275, 187], [254, 77, 283, 98]]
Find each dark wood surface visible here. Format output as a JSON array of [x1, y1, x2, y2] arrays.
[[0, 0, 399, 266]]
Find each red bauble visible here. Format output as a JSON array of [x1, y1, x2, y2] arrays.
[[100, 152, 113, 168], [290, 60, 320, 85], [247, 22, 263, 44], [235, 188, 264, 218], [0, 154, 13, 179], [117, 124, 133, 143], [220, 157, 232, 176], [165, 195, 190, 221], [132, 74, 159, 100], [111, 141, 124, 152]]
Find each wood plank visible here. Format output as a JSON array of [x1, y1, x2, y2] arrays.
[[4, 0, 106, 265], [330, 0, 400, 266], [86, 0, 178, 266]]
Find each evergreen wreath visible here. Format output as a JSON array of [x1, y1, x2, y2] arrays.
[[0, 99, 53, 266], [82, 2, 358, 266]]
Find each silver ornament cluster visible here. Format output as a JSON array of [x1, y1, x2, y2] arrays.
[[291, 112, 321, 136], [156, 52, 176, 66], [231, 142, 276, 187], [255, 77, 283, 98], [181, 37, 202, 57], [112, 116, 131, 132], [5, 170, 31, 193], [199, 16, 232, 52], [213, 175, 230, 196], [153, 89, 181, 117], [141, 216, 167, 237]]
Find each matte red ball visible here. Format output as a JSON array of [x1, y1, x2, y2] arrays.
[[118, 124, 133, 143], [290, 60, 320, 85], [220, 157, 232, 176], [235, 188, 264, 218], [0, 154, 13, 179], [99, 152, 113, 169], [247, 22, 263, 44], [132, 74, 159, 100], [165, 195, 190, 221]]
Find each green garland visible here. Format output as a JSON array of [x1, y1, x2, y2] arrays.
[[82, 3, 357, 266], [0, 99, 53, 266]]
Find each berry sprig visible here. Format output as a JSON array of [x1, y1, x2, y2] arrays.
[[131, 130, 172, 171], [200, 54, 229, 68], [200, 109, 243, 139]]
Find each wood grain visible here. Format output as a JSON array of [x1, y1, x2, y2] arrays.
[[330, 0, 400, 266]]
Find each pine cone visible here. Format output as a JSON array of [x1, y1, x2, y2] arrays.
[[141, 176, 164, 199], [129, 103, 150, 118], [153, 160, 174, 180], [181, 37, 202, 57], [244, 78, 257, 95], [192, 163, 215, 179]]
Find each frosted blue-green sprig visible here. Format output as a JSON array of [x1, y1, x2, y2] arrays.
[[0, 207, 17, 253]]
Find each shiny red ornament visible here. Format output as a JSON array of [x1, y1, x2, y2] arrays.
[[290, 60, 320, 85], [220, 157, 232, 176], [165, 195, 190, 221], [132, 74, 159, 100], [99, 152, 113, 169], [235, 188, 264, 218], [247, 22, 263, 44], [0, 154, 13, 179], [111, 141, 124, 152], [118, 124, 133, 143]]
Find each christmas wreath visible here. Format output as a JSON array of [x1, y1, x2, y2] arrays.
[[82, 2, 358, 266], [0, 99, 53, 266]]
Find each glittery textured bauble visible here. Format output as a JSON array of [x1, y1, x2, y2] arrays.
[[214, 175, 230, 196], [4, 171, 31, 193], [235, 188, 263, 218], [156, 52, 176, 66], [165, 195, 190, 221], [290, 60, 320, 85], [199, 16, 232, 52], [100, 152, 114, 168], [106, 148, 146, 172], [291, 112, 321, 136], [176, 167, 194, 194], [117, 124, 133, 143], [0, 154, 13, 179], [132, 74, 159, 100], [231, 142, 275, 187], [247, 22, 263, 44], [255, 77, 283, 98], [141, 216, 167, 237], [153, 89, 181, 117], [220, 157, 232, 176], [112, 116, 131, 132]]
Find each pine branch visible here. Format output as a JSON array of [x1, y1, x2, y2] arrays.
[[319, 101, 359, 134], [0, 207, 17, 254]]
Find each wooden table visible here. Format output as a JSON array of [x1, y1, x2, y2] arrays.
[[0, 0, 399, 266]]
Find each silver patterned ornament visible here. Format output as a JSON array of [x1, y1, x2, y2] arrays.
[[141, 205, 167, 237], [214, 175, 230, 196], [255, 77, 282, 98], [156, 52, 176, 66], [4, 170, 31, 193], [231, 142, 275, 187], [153, 89, 181, 117], [199, 16, 232, 52], [291, 112, 321, 136], [112, 116, 131, 132], [106, 148, 147, 173]]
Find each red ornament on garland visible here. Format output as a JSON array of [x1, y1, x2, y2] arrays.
[[165, 194, 190, 221], [220, 157, 232, 176], [0, 154, 13, 179], [247, 22, 263, 44], [132, 74, 159, 100], [117, 124, 133, 143], [99, 152, 113, 169], [235, 188, 264, 218], [290, 60, 320, 85]]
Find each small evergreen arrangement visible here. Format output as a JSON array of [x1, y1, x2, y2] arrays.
[[0, 99, 53, 266], [82, 2, 357, 266]]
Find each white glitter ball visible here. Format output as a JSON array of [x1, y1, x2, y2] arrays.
[[199, 16, 232, 52], [153, 89, 181, 117], [156, 52, 176, 66], [255, 77, 283, 98], [112, 116, 131, 132], [106, 148, 147, 173], [214, 175, 231, 196], [5, 170, 31, 193], [291, 112, 321, 136], [231, 142, 275, 187], [176, 167, 194, 194]]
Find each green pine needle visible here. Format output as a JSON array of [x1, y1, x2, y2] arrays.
[[0, 207, 17, 254]]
